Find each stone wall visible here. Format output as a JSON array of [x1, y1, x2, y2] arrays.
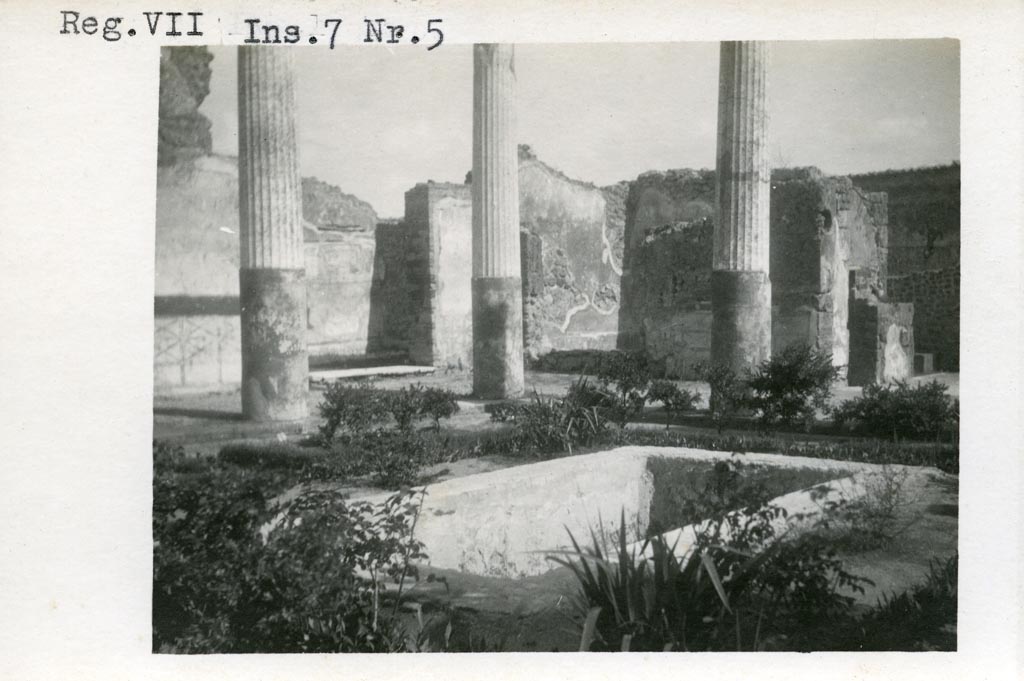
[[158, 47, 213, 166], [154, 153, 385, 391], [770, 168, 889, 377], [618, 167, 893, 379], [404, 183, 474, 369], [887, 267, 960, 371], [617, 169, 717, 376], [518, 146, 622, 358], [848, 300, 915, 386], [851, 165, 960, 371]]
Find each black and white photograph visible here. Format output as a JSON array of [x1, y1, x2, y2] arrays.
[[1, 1, 1022, 679], [152, 40, 960, 653]]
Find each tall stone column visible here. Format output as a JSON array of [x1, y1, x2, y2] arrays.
[[471, 44, 524, 398], [237, 47, 308, 421], [712, 41, 772, 373]]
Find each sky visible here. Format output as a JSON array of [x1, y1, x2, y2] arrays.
[[200, 40, 959, 218]]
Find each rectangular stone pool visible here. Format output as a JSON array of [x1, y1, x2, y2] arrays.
[[352, 446, 877, 579]]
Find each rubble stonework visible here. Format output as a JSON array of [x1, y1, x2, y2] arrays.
[[851, 165, 960, 371], [158, 46, 214, 166], [617, 167, 903, 382], [770, 168, 889, 377], [617, 169, 717, 376]]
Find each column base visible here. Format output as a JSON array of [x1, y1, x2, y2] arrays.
[[472, 277, 525, 399], [239, 268, 309, 422], [711, 270, 771, 374]]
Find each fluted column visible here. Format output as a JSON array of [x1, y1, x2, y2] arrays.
[[237, 46, 308, 421], [471, 44, 524, 398], [712, 41, 772, 374]]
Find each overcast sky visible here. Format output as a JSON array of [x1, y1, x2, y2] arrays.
[[200, 40, 959, 218]]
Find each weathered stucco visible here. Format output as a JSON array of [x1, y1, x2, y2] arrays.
[[154, 154, 382, 391], [404, 183, 474, 369], [518, 146, 622, 358]]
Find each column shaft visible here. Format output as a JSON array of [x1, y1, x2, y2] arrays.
[[471, 44, 524, 398], [712, 41, 772, 374], [237, 47, 308, 421]]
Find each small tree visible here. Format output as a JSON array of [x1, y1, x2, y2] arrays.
[[647, 380, 699, 429], [596, 351, 654, 427], [694, 362, 747, 434], [745, 344, 838, 431], [420, 387, 461, 431]]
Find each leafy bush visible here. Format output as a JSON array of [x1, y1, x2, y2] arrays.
[[745, 344, 838, 431], [420, 387, 461, 431], [693, 362, 747, 433], [386, 384, 424, 431], [488, 380, 609, 457], [552, 498, 870, 651], [153, 464, 427, 653], [319, 382, 462, 445], [646, 380, 699, 428], [832, 380, 959, 442], [318, 382, 390, 445], [593, 351, 653, 426], [343, 428, 427, 488]]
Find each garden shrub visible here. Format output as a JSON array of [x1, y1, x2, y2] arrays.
[[319, 382, 462, 445], [595, 351, 654, 427], [552, 494, 870, 652], [745, 344, 838, 431], [646, 380, 699, 428], [420, 387, 461, 431], [488, 381, 609, 457], [693, 362, 747, 433], [153, 465, 426, 653], [342, 428, 427, 488], [831, 380, 959, 442], [318, 382, 390, 445]]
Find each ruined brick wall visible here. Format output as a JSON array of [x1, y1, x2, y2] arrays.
[[617, 169, 716, 376], [158, 47, 213, 166], [852, 165, 960, 372], [618, 167, 889, 379], [518, 146, 622, 358], [850, 165, 959, 276], [887, 267, 959, 371]]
